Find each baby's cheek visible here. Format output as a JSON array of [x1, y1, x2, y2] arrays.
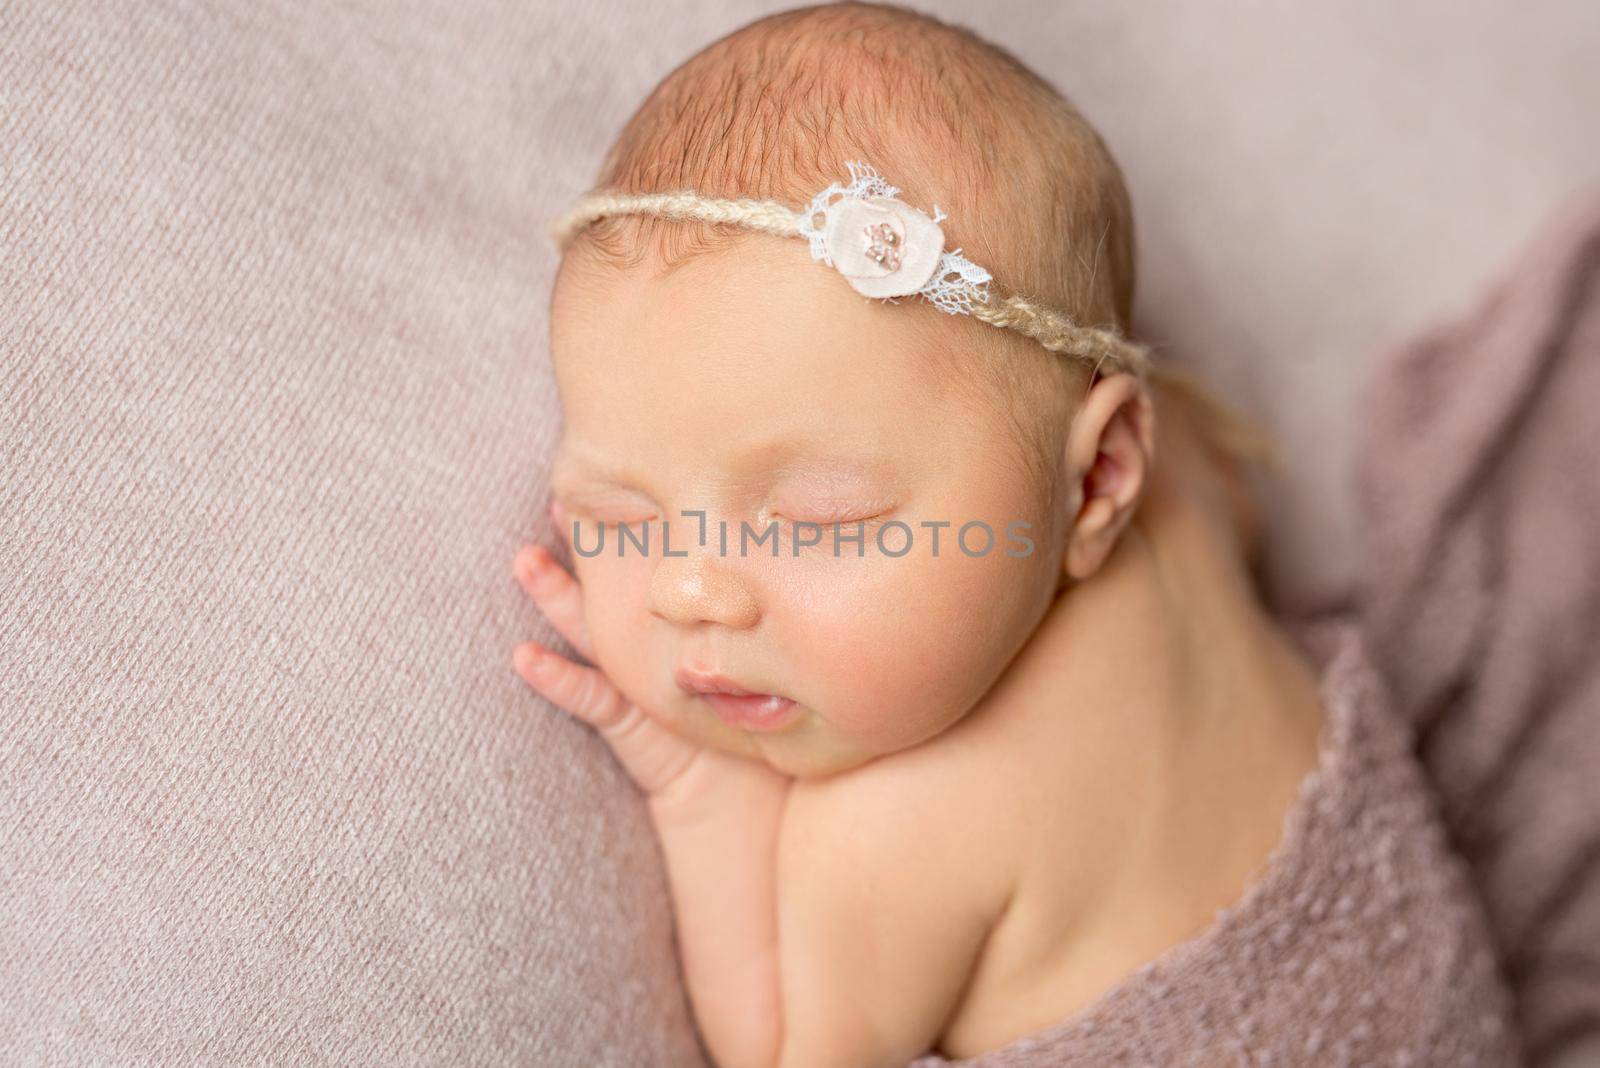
[[794, 557, 1018, 749]]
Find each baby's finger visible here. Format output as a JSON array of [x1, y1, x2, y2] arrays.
[[549, 498, 574, 550], [512, 642, 702, 794], [513, 640, 628, 727], [512, 543, 595, 662]]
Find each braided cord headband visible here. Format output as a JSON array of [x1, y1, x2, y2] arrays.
[[548, 160, 1152, 380]]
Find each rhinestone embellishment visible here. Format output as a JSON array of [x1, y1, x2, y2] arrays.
[[863, 221, 902, 271]]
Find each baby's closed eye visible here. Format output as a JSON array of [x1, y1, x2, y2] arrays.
[[776, 504, 892, 526], [771, 486, 901, 524], [770, 509, 898, 558]]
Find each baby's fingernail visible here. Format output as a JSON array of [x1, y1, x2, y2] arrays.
[[514, 644, 546, 675]]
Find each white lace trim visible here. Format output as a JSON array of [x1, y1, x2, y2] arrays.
[[796, 160, 992, 316]]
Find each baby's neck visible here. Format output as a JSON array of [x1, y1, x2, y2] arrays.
[[978, 410, 1323, 845], [1032, 478, 1271, 726], [1013, 394, 1278, 714]]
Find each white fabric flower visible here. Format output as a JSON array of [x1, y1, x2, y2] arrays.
[[819, 195, 946, 299], [798, 160, 993, 315]]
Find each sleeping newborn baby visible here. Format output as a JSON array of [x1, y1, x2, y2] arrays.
[[512, 4, 1521, 1065]]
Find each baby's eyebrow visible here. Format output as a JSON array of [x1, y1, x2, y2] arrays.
[[549, 448, 641, 488], [551, 442, 904, 492], [728, 436, 904, 486], [769, 463, 902, 497]]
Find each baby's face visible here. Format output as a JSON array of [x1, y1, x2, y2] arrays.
[[547, 236, 1070, 778]]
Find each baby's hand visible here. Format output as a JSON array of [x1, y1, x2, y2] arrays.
[[511, 502, 793, 821]]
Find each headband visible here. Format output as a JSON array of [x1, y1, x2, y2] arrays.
[[548, 160, 1152, 380]]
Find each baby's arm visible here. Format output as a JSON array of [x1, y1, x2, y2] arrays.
[[767, 772, 1017, 1067], [655, 764, 1017, 1068], [512, 531, 1014, 1068], [647, 756, 791, 1068], [649, 760, 1018, 1068]]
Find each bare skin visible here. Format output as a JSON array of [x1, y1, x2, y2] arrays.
[[511, 236, 1326, 1066]]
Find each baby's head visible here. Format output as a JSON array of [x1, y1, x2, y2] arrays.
[[547, 2, 1258, 778]]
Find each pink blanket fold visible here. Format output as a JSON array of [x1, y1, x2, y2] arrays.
[[1355, 183, 1600, 1063]]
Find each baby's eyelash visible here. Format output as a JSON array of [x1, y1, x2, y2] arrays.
[[777, 513, 892, 555], [784, 511, 886, 526]]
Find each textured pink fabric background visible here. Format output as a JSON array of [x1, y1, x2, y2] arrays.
[[3, 2, 1597, 1065]]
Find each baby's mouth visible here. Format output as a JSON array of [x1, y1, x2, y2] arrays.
[[694, 692, 802, 732], [674, 666, 803, 732]]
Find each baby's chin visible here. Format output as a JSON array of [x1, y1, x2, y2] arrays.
[[749, 722, 880, 779]]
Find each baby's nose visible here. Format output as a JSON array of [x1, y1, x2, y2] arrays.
[[648, 550, 761, 631]]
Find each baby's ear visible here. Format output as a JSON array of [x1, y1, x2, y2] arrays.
[[1059, 372, 1156, 583]]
